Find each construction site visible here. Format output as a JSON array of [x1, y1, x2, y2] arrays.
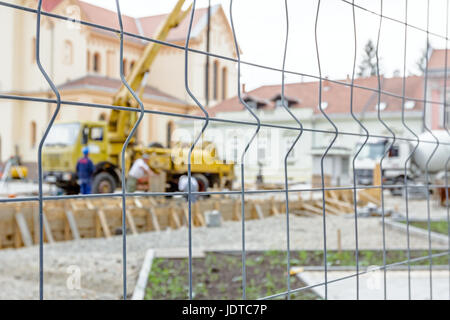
[[0, 0, 449, 301]]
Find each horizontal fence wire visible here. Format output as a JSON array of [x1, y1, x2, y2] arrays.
[[0, 183, 448, 204], [0, 0, 448, 301], [1, 92, 450, 146]]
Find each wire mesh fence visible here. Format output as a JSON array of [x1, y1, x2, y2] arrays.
[[0, 0, 448, 300]]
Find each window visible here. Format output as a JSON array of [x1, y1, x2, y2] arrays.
[[405, 100, 415, 109], [87, 51, 91, 71], [90, 127, 104, 141], [167, 121, 174, 148], [319, 102, 328, 110], [445, 92, 450, 128], [341, 157, 350, 174], [213, 60, 218, 100], [30, 121, 37, 148], [285, 135, 296, 160], [246, 100, 257, 109], [388, 144, 399, 158], [276, 99, 284, 108], [232, 135, 238, 163], [63, 40, 73, 65], [257, 136, 267, 161], [98, 113, 107, 121], [222, 67, 227, 100], [376, 102, 387, 110], [123, 59, 128, 76], [93, 52, 101, 72], [446, 105, 450, 128], [205, 64, 209, 102], [81, 126, 89, 145], [44, 123, 81, 147]]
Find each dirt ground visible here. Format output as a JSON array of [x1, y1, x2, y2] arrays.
[[145, 250, 448, 300], [0, 194, 447, 299]]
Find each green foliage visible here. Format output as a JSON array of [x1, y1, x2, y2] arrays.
[[298, 251, 308, 262], [144, 250, 448, 300], [409, 221, 449, 235], [357, 39, 379, 77]]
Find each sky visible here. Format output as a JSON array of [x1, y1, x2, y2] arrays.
[[81, 0, 450, 90]]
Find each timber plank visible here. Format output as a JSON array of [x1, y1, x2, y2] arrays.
[[65, 210, 80, 240], [15, 212, 33, 247]]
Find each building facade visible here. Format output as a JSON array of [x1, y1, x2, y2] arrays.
[[0, 0, 237, 172], [178, 49, 449, 185]]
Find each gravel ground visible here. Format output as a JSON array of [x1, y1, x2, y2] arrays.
[[0, 200, 448, 300], [384, 194, 449, 220]]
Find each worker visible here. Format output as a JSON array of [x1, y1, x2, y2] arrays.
[[178, 175, 199, 203], [76, 147, 94, 194], [127, 153, 152, 193]]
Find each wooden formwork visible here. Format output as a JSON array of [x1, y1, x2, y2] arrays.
[[0, 187, 382, 250]]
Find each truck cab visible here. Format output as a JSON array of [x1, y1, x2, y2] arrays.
[[353, 138, 414, 186], [353, 139, 386, 185], [43, 121, 111, 194]]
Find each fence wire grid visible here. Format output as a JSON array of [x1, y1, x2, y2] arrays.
[[0, 0, 448, 300]]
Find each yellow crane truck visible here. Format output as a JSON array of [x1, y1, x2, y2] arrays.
[[42, 0, 234, 194]]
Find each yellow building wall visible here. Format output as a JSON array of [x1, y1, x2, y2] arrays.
[[0, 0, 236, 164]]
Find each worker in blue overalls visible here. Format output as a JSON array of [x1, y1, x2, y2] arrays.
[[76, 146, 95, 194]]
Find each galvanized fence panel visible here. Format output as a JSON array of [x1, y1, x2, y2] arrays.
[[0, 0, 448, 300]]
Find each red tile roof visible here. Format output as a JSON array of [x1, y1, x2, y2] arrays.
[[77, 1, 140, 35], [428, 49, 450, 70], [58, 75, 187, 105], [40, 0, 63, 12], [207, 75, 424, 116], [138, 7, 212, 42], [39, 0, 215, 42]]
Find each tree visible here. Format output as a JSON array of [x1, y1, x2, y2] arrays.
[[357, 39, 378, 77], [416, 41, 431, 74]]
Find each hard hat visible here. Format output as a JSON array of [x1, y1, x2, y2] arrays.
[[82, 146, 89, 155]]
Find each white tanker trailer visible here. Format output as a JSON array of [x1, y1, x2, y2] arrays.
[[354, 130, 450, 187], [410, 131, 450, 174]]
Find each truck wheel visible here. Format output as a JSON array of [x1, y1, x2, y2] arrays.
[[193, 174, 209, 192], [63, 185, 80, 195], [148, 142, 165, 148], [92, 172, 116, 194]]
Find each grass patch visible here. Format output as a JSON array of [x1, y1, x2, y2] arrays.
[[144, 250, 447, 300], [400, 220, 449, 235]]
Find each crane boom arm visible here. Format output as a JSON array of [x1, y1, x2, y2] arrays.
[[108, 0, 191, 146]]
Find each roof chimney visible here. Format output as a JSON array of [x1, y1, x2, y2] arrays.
[[323, 76, 330, 91], [242, 83, 246, 94]]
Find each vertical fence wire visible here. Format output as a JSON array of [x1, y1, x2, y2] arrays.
[[229, 0, 261, 300], [374, 0, 395, 300], [422, 0, 440, 300], [114, 0, 147, 300], [445, 0, 450, 301], [184, 0, 210, 300], [35, 0, 62, 300], [281, 0, 304, 301], [349, 0, 365, 300], [315, 0, 339, 300], [401, 0, 418, 301]]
